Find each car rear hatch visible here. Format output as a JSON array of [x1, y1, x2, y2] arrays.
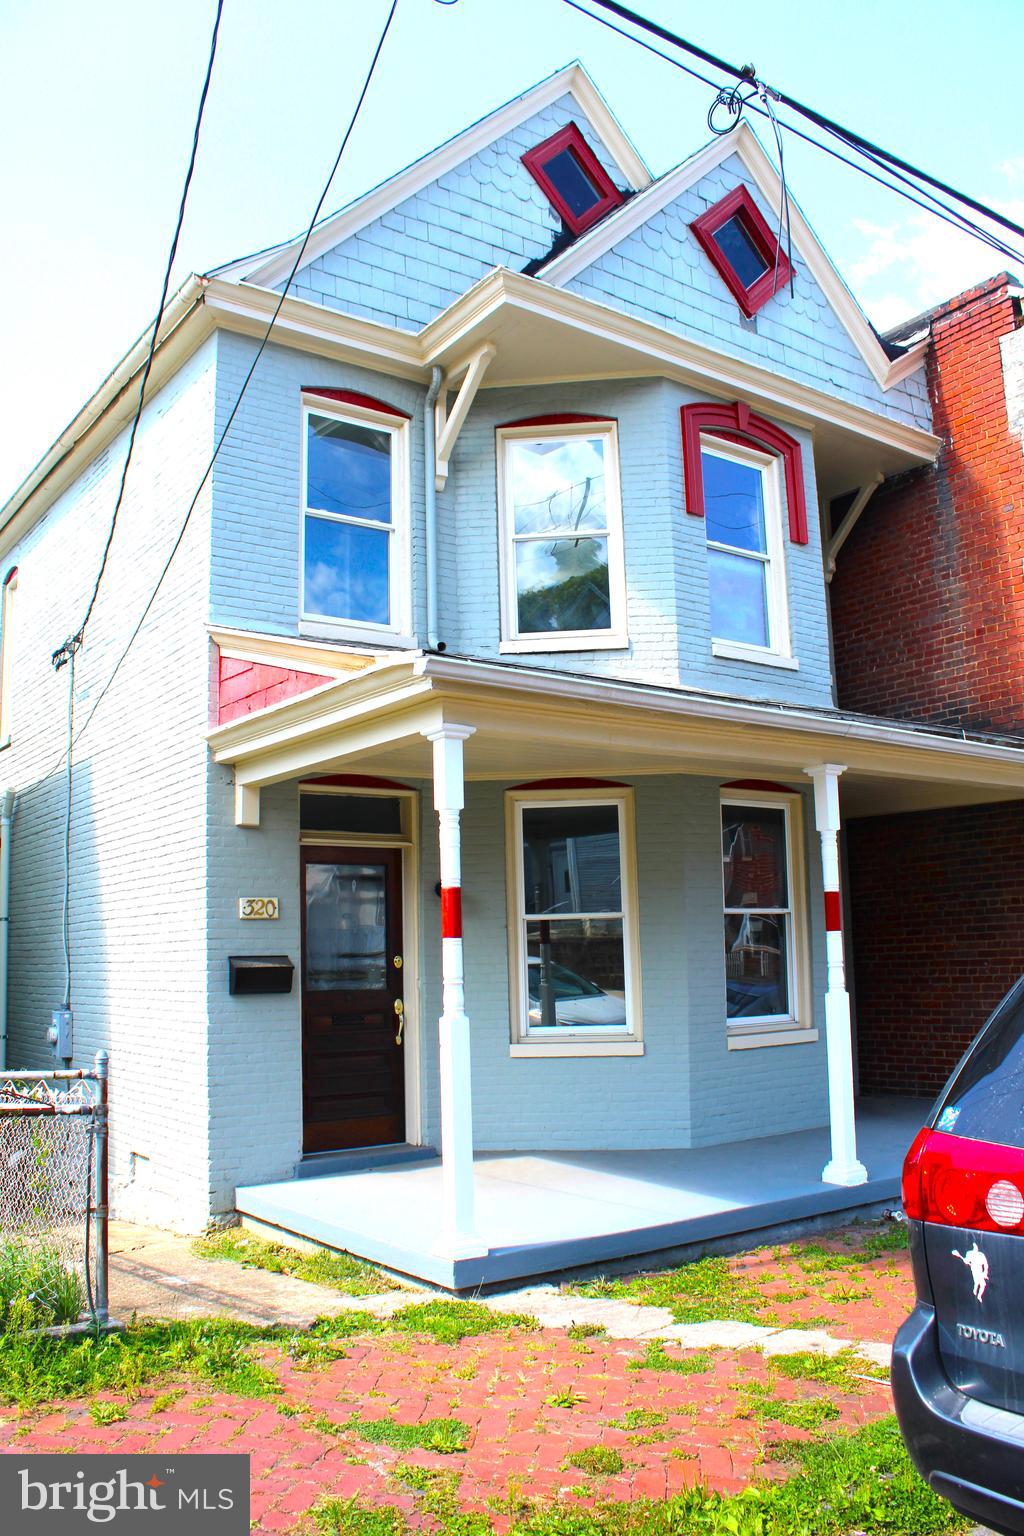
[[903, 978, 1024, 1414]]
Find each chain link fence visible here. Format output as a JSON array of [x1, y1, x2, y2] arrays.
[[0, 1053, 109, 1330]]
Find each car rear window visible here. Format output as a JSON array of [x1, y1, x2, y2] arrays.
[[933, 976, 1024, 1148]]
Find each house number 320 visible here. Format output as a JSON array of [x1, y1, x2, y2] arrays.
[[239, 897, 279, 920]]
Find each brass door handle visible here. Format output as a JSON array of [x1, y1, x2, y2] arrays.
[[393, 997, 405, 1046]]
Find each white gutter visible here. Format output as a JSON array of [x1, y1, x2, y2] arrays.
[[0, 789, 15, 1070]]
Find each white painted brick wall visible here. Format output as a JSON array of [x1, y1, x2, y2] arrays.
[[4, 339, 216, 1231]]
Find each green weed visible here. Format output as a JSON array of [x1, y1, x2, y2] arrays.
[[192, 1229, 397, 1297]]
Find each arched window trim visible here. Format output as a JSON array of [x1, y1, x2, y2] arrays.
[[680, 401, 808, 545]]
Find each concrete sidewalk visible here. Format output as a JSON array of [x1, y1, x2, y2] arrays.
[[107, 1222, 416, 1326]]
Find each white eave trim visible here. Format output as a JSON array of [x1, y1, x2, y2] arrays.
[[537, 121, 926, 395], [236, 63, 652, 290], [420, 269, 940, 463]]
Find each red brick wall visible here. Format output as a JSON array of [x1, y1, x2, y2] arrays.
[[831, 276, 1024, 734], [847, 800, 1024, 1096]]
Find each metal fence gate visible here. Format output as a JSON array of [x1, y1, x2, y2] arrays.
[[0, 1052, 109, 1328]]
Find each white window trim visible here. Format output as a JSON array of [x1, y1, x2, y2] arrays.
[[505, 785, 643, 1054], [496, 420, 629, 652], [299, 395, 411, 644], [701, 436, 793, 664], [721, 790, 811, 1042]]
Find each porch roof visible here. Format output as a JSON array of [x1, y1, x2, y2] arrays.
[[207, 647, 1024, 821]]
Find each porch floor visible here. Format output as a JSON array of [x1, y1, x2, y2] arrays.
[[235, 1096, 926, 1291]]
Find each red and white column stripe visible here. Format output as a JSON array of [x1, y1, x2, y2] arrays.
[[806, 764, 868, 1188], [426, 724, 486, 1261]]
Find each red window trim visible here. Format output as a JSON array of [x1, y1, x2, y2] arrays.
[[521, 123, 623, 237], [690, 185, 792, 319], [680, 401, 808, 545], [303, 773, 413, 791], [497, 413, 615, 431], [721, 779, 794, 795], [508, 777, 629, 791], [303, 388, 411, 421]]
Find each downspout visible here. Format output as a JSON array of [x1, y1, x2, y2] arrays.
[[0, 789, 15, 1070], [425, 366, 444, 652]]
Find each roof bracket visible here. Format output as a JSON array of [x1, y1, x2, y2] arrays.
[[434, 343, 497, 490], [826, 472, 884, 581]]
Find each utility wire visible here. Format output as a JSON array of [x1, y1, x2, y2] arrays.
[[562, 0, 1024, 272], [65, 0, 399, 760], [579, 0, 1024, 246], [53, 0, 225, 673]]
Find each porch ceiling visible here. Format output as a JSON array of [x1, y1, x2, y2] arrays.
[[207, 651, 1024, 821]]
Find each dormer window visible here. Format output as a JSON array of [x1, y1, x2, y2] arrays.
[[690, 186, 792, 318], [522, 123, 623, 236]]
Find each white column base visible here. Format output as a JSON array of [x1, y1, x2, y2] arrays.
[[822, 1157, 869, 1187], [431, 1231, 490, 1261]]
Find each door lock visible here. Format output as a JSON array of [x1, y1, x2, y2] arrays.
[[393, 997, 405, 1046]]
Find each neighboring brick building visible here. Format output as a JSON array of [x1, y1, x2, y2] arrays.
[[830, 274, 1024, 1094]]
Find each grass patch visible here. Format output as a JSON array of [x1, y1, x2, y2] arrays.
[[608, 1408, 667, 1431], [732, 1379, 841, 1431], [566, 1322, 607, 1340], [567, 1254, 774, 1326], [193, 1228, 396, 1296], [0, 1241, 85, 1331], [628, 1341, 712, 1375], [302, 1416, 965, 1533], [545, 1386, 588, 1408], [343, 1412, 469, 1454], [0, 1316, 288, 1410], [563, 1446, 624, 1477], [772, 1349, 887, 1389], [388, 1300, 536, 1345], [89, 1400, 127, 1426]]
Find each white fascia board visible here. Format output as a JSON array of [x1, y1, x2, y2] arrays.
[[539, 121, 923, 395], [421, 269, 940, 463], [415, 652, 1024, 781], [201, 277, 424, 378], [239, 63, 652, 291]]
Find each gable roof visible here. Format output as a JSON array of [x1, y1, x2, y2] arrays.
[[215, 62, 652, 291], [534, 120, 925, 393]]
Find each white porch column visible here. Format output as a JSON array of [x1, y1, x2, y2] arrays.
[[805, 764, 868, 1187], [424, 724, 487, 1259]]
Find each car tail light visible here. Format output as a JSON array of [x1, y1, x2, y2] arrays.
[[901, 1128, 1024, 1232]]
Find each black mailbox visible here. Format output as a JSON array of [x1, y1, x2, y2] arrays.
[[228, 955, 295, 996]]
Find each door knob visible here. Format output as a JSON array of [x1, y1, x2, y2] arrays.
[[393, 997, 405, 1046]]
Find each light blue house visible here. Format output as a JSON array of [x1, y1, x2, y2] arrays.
[[3, 65, 1020, 1287]]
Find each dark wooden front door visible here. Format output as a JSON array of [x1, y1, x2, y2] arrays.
[[301, 845, 405, 1152]]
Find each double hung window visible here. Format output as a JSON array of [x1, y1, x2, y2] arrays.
[[721, 794, 808, 1040], [506, 789, 641, 1053], [701, 439, 790, 659], [498, 421, 627, 651], [301, 396, 409, 638]]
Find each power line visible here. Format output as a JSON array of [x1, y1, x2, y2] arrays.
[[563, 0, 1024, 272], [579, 0, 1024, 248], [52, 0, 226, 673], [66, 0, 399, 759]]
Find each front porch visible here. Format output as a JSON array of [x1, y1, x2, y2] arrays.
[[236, 1096, 925, 1290]]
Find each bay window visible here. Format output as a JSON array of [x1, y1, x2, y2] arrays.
[[506, 789, 642, 1054], [497, 420, 627, 651], [301, 395, 409, 638]]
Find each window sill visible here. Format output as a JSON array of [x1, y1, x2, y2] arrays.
[[727, 1026, 818, 1051], [299, 621, 417, 649], [712, 640, 799, 670], [510, 1040, 644, 1058], [500, 633, 629, 655]]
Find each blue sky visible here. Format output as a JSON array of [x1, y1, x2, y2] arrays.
[[2, 0, 1021, 502]]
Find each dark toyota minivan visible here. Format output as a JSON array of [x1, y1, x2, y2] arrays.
[[893, 976, 1024, 1535]]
